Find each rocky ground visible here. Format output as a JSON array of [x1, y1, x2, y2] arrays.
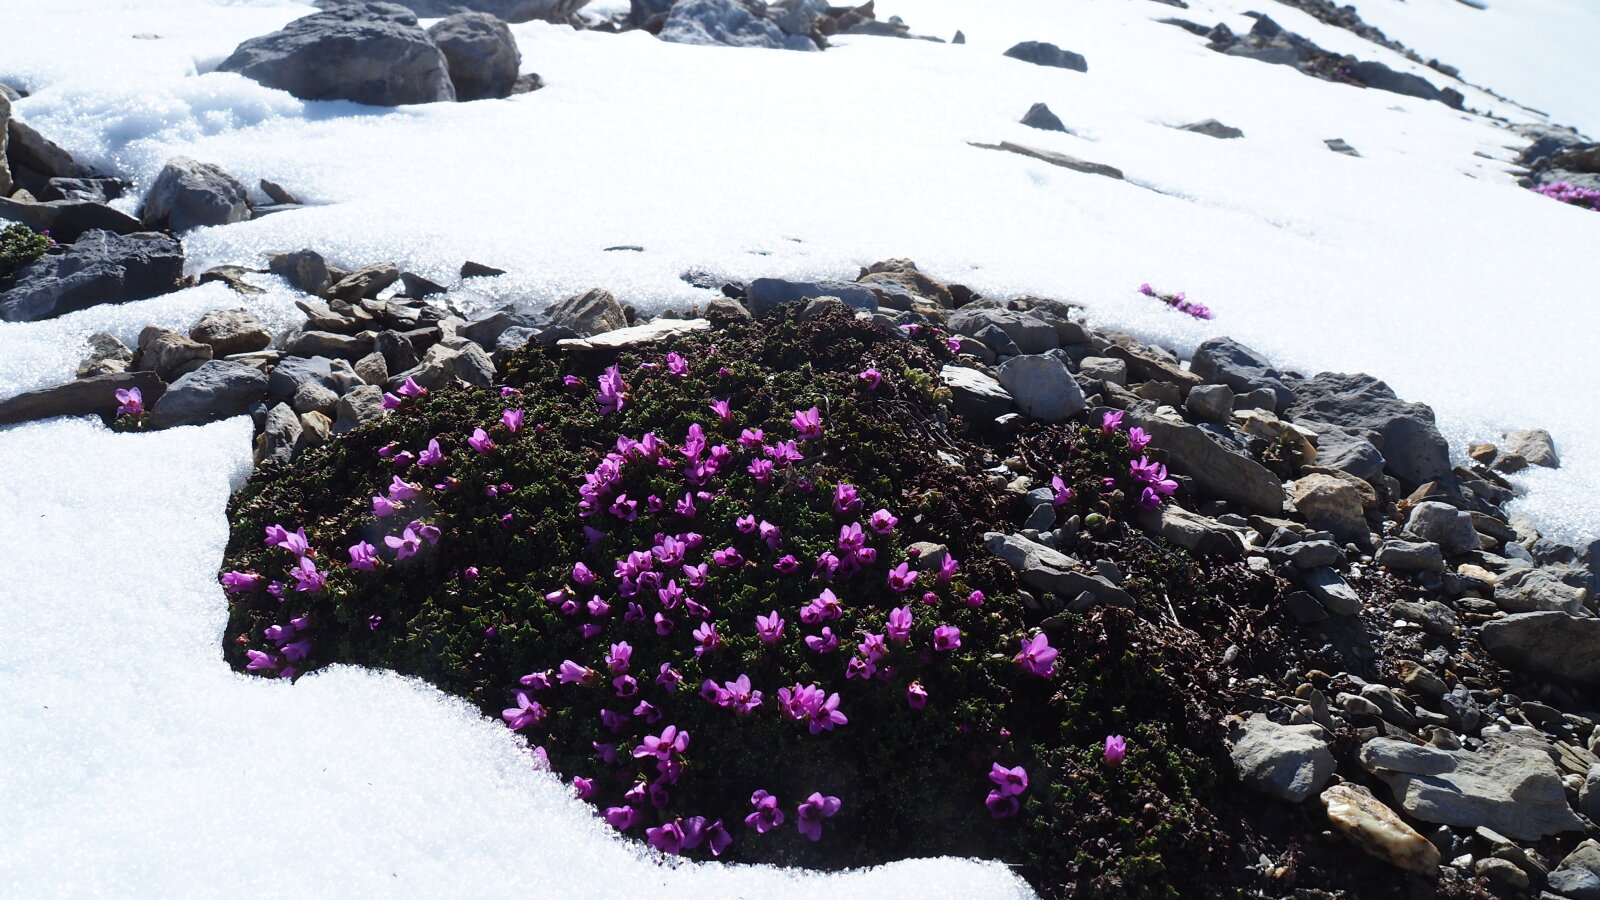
[[5, 0, 1600, 897]]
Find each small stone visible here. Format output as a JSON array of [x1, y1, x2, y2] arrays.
[[548, 287, 628, 336], [1078, 356, 1127, 386], [1292, 474, 1368, 544], [299, 410, 331, 448], [1376, 540, 1446, 574], [1302, 567, 1361, 615], [333, 384, 387, 433], [1177, 118, 1244, 139], [353, 351, 388, 386], [139, 156, 252, 232], [258, 402, 302, 465], [290, 380, 339, 417], [1406, 501, 1481, 555], [995, 354, 1085, 423], [1474, 857, 1530, 891], [1020, 102, 1068, 133], [190, 308, 272, 356], [1395, 660, 1448, 700], [1390, 599, 1457, 636], [328, 262, 399, 301], [138, 327, 214, 381], [1502, 428, 1559, 469], [1186, 383, 1234, 423], [268, 249, 332, 296], [1321, 783, 1441, 874], [1229, 715, 1336, 802], [75, 331, 134, 378]]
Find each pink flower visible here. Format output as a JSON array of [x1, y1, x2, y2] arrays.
[[501, 408, 524, 433], [1101, 410, 1124, 433], [886, 605, 913, 643], [1051, 475, 1074, 506], [756, 611, 784, 644], [791, 407, 823, 440], [114, 387, 144, 417], [989, 762, 1028, 797], [1014, 633, 1058, 677], [887, 562, 918, 593], [597, 365, 627, 415], [932, 625, 960, 651], [1127, 427, 1151, 452], [372, 495, 397, 517], [347, 541, 381, 572], [417, 438, 444, 467], [1105, 734, 1128, 766], [868, 509, 897, 534], [745, 790, 785, 834], [467, 428, 495, 454], [906, 680, 928, 708], [666, 352, 689, 377], [387, 476, 419, 501], [709, 398, 732, 422], [502, 691, 546, 730], [796, 793, 841, 841], [858, 368, 882, 389], [396, 377, 426, 398]]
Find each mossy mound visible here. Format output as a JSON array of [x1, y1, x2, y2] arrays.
[[0, 223, 50, 283], [220, 306, 1283, 897]]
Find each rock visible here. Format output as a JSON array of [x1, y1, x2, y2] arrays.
[[940, 364, 1012, 421], [328, 262, 399, 301], [1548, 867, 1600, 900], [148, 360, 269, 428], [1185, 383, 1234, 423], [460, 310, 538, 347], [6, 114, 94, 187], [1583, 765, 1600, 823], [300, 410, 332, 447], [0, 230, 184, 323], [556, 318, 711, 351], [1020, 102, 1068, 133], [1292, 473, 1367, 543], [1124, 412, 1285, 514], [391, 0, 588, 23], [296, 298, 357, 333], [857, 259, 954, 310], [190, 309, 272, 356], [1287, 372, 1451, 488], [1395, 660, 1448, 700], [660, 0, 817, 51], [1189, 337, 1295, 409], [1321, 782, 1441, 875], [449, 341, 495, 386], [138, 328, 214, 381], [1325, 137, 1361, 157], [0, 371, 167, 427], [745, 279, 877, 318], [1137, 504, 1245, 557], [948, 308, 1058, 355], [459, 260, 505, 278], [139, 157, 252, 232], [269, 249, 333, 296], [1284, 591, 1329, 623], [995, 354, 1084, 423], [267, 355, 338, 401], [286, 330, 374, 360], [1003, 41, 1087, 72], [1229, 715, 1335, 803], [1502, 428, 1559, 469], [0, 196, 143, 244], [75, 331, 135, 377], [1493, 567, 1587, 614], [548, 287, 627, 335], [1177, 118, 1244, 139], [374, 330, 420, 372], [389, 343, 463, 391], [1348, 60, 1443, 102], [216, 6, 455, 106], [1078, 357, 1127, 386], [1306, 424, 1386, 481], [290, 380, 340, 417], [984, 532, 1135, 607], [42, 177, 125, 204], [333, 384, 387, 433], [1405, 501, 1479, 555], [353, 351, 389, 385], [1302, 567, 1361, 615], [259, 179, 299, 205], [1266, 538, 1342, 570], [1391, 599, 1456, 635], [1360, 734, 1585, 840], [259, 403, 303, 465], [969, 141, 1123, 180], [398, 271, 446, 298], [0, 93, 10, 197], [1376, 540, 1446, 574], [427, 12, 521, 101]]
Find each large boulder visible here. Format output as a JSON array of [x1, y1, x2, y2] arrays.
[[427, 13, 521, 101], [1003, 41, 1087, 72], [1404, 501, 1479, 555], [0, 230, 184, 323], [216, 6, 456, 106], [190, 309, 273, 356], [1347, 61, 1443, 102], [660, 0, 818, 51], [1284, 372, 1451, 488], [548, 287, 627, 336], [148, 360, 270, 428], [1189, 337, 1294, 409], [139, 157, 252, 232]]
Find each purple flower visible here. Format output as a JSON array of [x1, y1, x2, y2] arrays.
[[1139, 283, 1154, 296], [932, 624, 961, 651], [756, 611, 784, 644], [712, 546, 743, 567], [381, 392, 403, 410], [634, 700, 661, 722], [1014, 633, 1058, 677], [607, 641, 633, 674], [790, 407, 823, 440], [704, 819, 733, 857], [709, 398, 732, 422], [558, 660, 600, 686], [1051, 475, 1074, 506], [990, 763, 1028, 797], [597, 365, 628, 415], [800, 589, 842, 623], [633, 724, 690, 761], [1101, 410, 1124, 433], [805, 627, 839, 654], [245, 649, 279, 671], [396, 377, 426, 398], [372, 495, 397, 517], [746, 458, 774, 484], [347, 541, 381, 572], [906, 680, 928, 708], [501, 408, 525, 433], [467, 428, 495, 454], [692, 621, 722, 658], [221, 570, 263, 593], [758, 520, 782, 549], [772, 554, 800, 574], [813, 551, 840, 580], [868, 509, 898, 534], [746, 790, 785, 833], [367, 615, 382, 631], [603, 806, 639, 831], [833, 483, 861, 515], [806, 691, 846, 733], [657, 662, 682, 688], [387, 476, 419, 501], [722, 674, 764, 715], [654, 613, 675, 635], [666, 352, 688, 377], [886, 605, 913, 643], [572, 776, 594, 800], [946, 336, 961, 352], [682, 562, 709, 587], [857, 368, 882, 390], [936, 554, 959, 585], [502, 691, 546, 730], [796, 793, 841, 841], [1105, 734, 1127, 766], [735, 514, 757, 533], [765, 440, 803, 467], [985, 791, 1019, 818], [384, 528, 422, 560], [291, 557, 326, 593], [390, 451, 416, 469], [1127, 427, 1151, 452], [1129, 456, 1165, 484], [887, 562, 918, 593], [737, 428, 765, 448], [114, 387, 144, 417], [417, 438, 444, 467], [264, 524, 310, 556]]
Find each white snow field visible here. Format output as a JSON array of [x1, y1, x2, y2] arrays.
[[0, 0, 1596, 894]]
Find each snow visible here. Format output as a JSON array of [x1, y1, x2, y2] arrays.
[[0, 0, 1597, 891]]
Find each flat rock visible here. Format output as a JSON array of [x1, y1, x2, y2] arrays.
[[0, 371, 167, 427], [390, 0, 587, 23], [1230, 715, 1335, 802], [267, 355, 338, 401], [940, 364, 1012, 421], [140, 156, 252, 232], [1137, 504, 1245, 557], [1502, 428, 1559, 469], [269, 249, 333, 296], [286, 330, 373, 360], [1375, 540, 1446, 574], [190, 308, 272, 356], [995, 354, 1084, 423], [0, 230, 184, 323], [1481, 612, 1600, 686], [969, 141, 1123, 180], [1177, 118, 1244, 139], [328, 262, 399, 301], [0, 196, 143, 244], [1303, 566, 1362, 615], [1003, 40, 1087, 71], [1124, 412, 1285, 514], [984, 532, 1134, 607], [1321, 783, 1441, 875], [1359, 734, 1584, 840], [948, 308, 1058, 355], [556, 318, 711, 351], [1493, 566, 1587, 614], [148, 360, 269, 428]]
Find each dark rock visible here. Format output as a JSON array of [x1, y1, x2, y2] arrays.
[[449, 341, 496, 386], [386, 0, 589, 24], [1125, 412, 1285, 514], [0, 196, 143, 243], [1376, 540, 1446, 574], [1230, 715, 1335, 803], [216, 6, 455, 106], [1223, 41, 1303, 66], [0, 230, 184, 323], [353, 351, 389, 385], [460, 310, 537, 347], [259, 179, 300, 205], [1189, 337, 1295, 409], [1325, 138, 1361, 157], [1138, 504, 1245, 557], [428, 12, 521, 101], [190, 309, 273, 356], [1348, 60, 1442, 101], [148, 360, 269, 428], [374, 329, 420, 372], [1020, 102, 1068, 133], [1307, 424, 1386, 481], [1286, 372, 1451, 488], [1177, 118, 1244, 139], [948, 308, 1057, 355], [1185, 383, 1234, 422], [984, 532, 1135, 608], [269, 249, 333, 296], [42, 177, 125, 204], [0, 371, 166, 427], [1303, 566, 1361, 615], [267, 355, 338, 400], [460, 260, 505, 278], [1003, 41, 1087, 72], [746, 278, 877, 317], [140, 157, 252, 232], [328, 262, 399, 301], [398, 271, 446, 298], [6, 115, 93, 183], [548, 287, 627, 336], [660, 0, 817, 51], [1481, 612, 1600, 687], [1493, 567, 1586, 614]]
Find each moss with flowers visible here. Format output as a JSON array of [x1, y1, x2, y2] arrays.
[[218, 305, 1297, 897]]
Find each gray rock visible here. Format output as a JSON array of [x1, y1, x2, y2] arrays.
[[428, 12, 521, 101], [398, 271, 446, 299], [628, 0, 673, 25], [1481, 612, 1600, 687], [138, 327, 214, 381], [940, 364, 1012, 421], [660, 0, 817, 51], [139, 157, 252, 232], [968, 141, 1123, 180], [148, 360, 269, 428], [1189, 337, 1295, 409], [1376, 540, 1446, 574], [259, 402, 303, 465], [995, 354, 1084, 423], [0, 230, 184, 323], [333, 384, 388, 433], [75, 331, 135, 378], [548, 287, 627, 336], [1284, 590, 1329, 623], [328, 262, 399, 301], [1358, 734, 1585, 841], [1502, 428, 1559, 469], [1230, 715, 1335, 803], [1185, 383, 1234, 423], [0, 93, 10, 197], [1224, 41, 1303, 66], [1303, 566, 1361, 615], [1124, 412, 1286, 514], [1494, 567, 1587, 614], [449, 341, 495, 386], [1325, 137, 1361, 157], [969, 324, 1021, 357], [0, 196, 143, 244], [190, 308, 272, 356], [745, 278, 877, 318], [267, 355, 338, 401], [1178, 118, 1244, 139], [984, 532, 1135, 607], [1391, 599, 1456, 635], [6, 111, 93, 184], [268, 249, 333, 296], [1078, 356, 1127, 386], [286, 329, 374, 360], [1020, 102, 1068, 132], [216, 7, 456, 106], [1348, 60, 1443, 102], [1307, 424, 1386, 481], [388, 0, 589, 24], [1292, 473, 1367, 543], [1266, 538, 1342, 570], [948, 308, 1058, 355], [460, 310, 537, 347], [300, 410, 332, 447], [354, 351, 389, 385], [1405, 501, 1480, 555], [42, 177, 125, 205], [1137, 504, 1245, 557], [290, 380, 340, 417], [389, 342, 461, 391], [1583, 765, 1600, 824], [1003, 41, 1087, 71], [1548, 867, 1600, 900], [1287, 372, 1450, 488], [0, 371, 167, 427]]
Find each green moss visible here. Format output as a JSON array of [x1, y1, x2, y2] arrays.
[[0, 223, 50, 283]]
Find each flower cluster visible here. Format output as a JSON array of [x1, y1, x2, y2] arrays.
[[1532, 180, 1600, 211], [1138, 283, 1212, 320]]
